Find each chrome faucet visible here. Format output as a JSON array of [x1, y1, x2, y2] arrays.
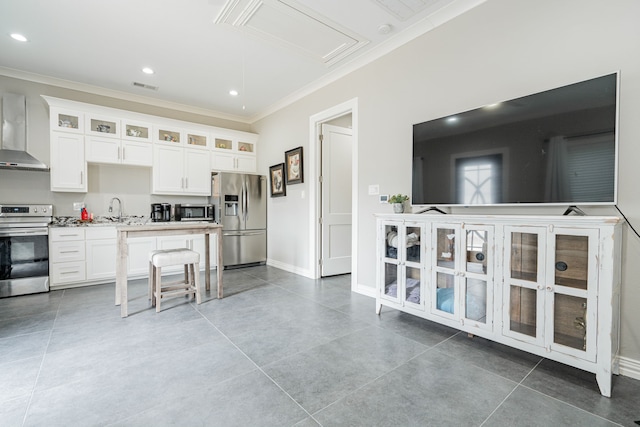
[[108, 197, 122, 221]]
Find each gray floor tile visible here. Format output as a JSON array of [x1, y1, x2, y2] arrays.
[[109, 370, 308, 427], [314, 348, 517, 426], [263, 326, 428, 413], [485, 386, 619, 426], [1, 267, 638, 427], [522, 358, 640, 427]]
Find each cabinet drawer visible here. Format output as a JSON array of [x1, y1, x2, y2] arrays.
[[85, 227, 116, 240], [50, 227, 85, 241], [51, 261, 86, 284], [51, 241, 85, 262]]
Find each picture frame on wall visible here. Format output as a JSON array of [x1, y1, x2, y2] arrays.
[[269, 163, 286, 197], [285, 146, 303, 184]]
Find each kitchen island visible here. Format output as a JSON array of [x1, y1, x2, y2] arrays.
[[115, 222, 223, 317]]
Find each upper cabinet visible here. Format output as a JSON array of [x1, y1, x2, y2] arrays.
[[211, 133, 257, 173], [50, 107, 84, 134], [42, 96, 259, 194]]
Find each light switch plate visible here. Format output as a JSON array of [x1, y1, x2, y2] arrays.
[[73, 202, 84, 211], [368, 184, 379, 195]]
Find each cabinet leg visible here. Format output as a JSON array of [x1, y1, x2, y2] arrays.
[[596, 368, 612, 397], [376, 301, 382, 315], [467, 333, 474, 339]]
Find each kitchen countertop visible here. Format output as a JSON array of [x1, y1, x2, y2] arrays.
[[51, 216, 158, 227]]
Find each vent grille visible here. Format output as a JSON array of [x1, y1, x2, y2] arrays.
[[132, 82, 158, 91]]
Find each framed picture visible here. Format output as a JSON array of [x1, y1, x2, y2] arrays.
[[285, 146, 304, 184], [269, 163, 286, 197]]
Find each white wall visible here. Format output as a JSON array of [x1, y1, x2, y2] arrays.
[[253, 0, 640, 363]]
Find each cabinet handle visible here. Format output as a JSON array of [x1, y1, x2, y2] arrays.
[[60, 250, 79, 254], [546, 286, 553, 291], [122, 146, 125, 160], [118, 147, 121, 160], [80, 171, 83, 184], [185, 177, 188, 189]]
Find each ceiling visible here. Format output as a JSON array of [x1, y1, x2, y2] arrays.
[[0, 0, 483, 123]]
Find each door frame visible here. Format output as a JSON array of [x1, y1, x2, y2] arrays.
[[308, 98, 358, 289]]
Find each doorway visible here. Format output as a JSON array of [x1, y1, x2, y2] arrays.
[[308, 99, 358, 289]]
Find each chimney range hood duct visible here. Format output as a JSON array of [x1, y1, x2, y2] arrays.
[[1, 93, 49, 171]]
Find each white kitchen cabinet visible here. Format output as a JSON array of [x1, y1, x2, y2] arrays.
[[49, 107, 84, 134], [85, 114, 120, 138], [86, 135, 152, 167], [50, 228, 86, 287], [211, 135, 257, 173], [122, 120, 152, 142], [50, 132, 87, 192], [375, 214, 621, 397], [152, 145, 211, 196], [85, 228, 117, 281]]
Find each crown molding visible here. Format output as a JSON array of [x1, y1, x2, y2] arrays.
[[0, 66, 252, 125]]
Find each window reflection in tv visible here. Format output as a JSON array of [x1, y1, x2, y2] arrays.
[[412, 73, 618, 207]]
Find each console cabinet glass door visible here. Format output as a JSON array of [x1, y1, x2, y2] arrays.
[[547, 228, 598, 361], [380, 221, 425, 309], [463, 225, 493, 330], [432, 224, 459, 320], [503, 226, 546, 347]]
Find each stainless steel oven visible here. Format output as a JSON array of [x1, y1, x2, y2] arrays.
[[0, 204, 52, 298]]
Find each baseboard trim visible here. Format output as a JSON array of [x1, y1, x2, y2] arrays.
[[266, 259, 314, 278], [618, 356, 640, 380]]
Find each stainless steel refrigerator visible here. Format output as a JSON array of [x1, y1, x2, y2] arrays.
[[211, 172, 267, 268]]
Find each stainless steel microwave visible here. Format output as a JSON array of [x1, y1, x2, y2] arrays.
[[174, 204, 215, 222]]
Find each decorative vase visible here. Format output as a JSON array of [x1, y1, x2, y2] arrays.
[[392, 203, 404, 213]]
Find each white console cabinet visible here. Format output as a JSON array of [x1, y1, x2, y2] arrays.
[[376, 214, 621, 397]]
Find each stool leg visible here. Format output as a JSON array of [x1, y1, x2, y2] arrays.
[[193, 262, 201, 305], [155, 266, 162, 313], [148, 260, 154, 303]]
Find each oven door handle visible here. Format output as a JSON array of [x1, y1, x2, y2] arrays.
[[0, 228, 48, 237]]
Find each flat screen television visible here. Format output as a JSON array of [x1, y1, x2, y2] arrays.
[[412, 72, 619, 208]]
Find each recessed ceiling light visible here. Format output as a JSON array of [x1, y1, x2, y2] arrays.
[[229, 90, 238, 96], [10, 33, 28, 42], [142, 67, 154, 75], [446, 116, 459, 123]]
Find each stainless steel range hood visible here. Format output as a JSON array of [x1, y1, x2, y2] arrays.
[[1, 93, 49, 171]]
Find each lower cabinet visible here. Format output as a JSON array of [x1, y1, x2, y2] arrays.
[[376, 214, 621, 397], [50, 226, 217, 289]]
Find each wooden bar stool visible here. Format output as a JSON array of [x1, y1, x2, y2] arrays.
[[148, 248, 201, 312]]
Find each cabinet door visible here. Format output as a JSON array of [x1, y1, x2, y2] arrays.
[[461, 224, 493, 330], [431, 223, 460, 320], [547, 228, 598, 361], [121, 140, 152, 166], [503, 226, 546, 346], [402, 222, 425, 310], [184, 148, 211, 195], [152, 144, 184, 194], [50, 133, 87, 192], [211, 151, 236, 172], [127, 237, 156, 276], [86, 136, 120, 165], [235, 154, 257, 173], [86, 238, 117, 280], [380, 222, 402, 305]]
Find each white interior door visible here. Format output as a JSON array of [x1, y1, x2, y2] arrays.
[[321, 124, 352, 276]]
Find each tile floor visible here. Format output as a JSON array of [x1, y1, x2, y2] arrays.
[[1, 266, 639, 426]]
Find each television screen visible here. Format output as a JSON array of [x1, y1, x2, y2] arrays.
[[412, 73, 618, 207]]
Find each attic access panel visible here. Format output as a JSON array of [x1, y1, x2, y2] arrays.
[[215, 0, 368, 66]]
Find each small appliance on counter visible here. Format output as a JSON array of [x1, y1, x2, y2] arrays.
[[174, 204, 215, 222], [150, 203, 171, 222]]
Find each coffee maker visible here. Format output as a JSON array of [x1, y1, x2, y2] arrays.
[[150, 203, 171, 222]]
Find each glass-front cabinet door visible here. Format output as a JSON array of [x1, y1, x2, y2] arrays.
[[432, 223, 493, 330], [547, 228, 598, 361], [503, 226, 546, 346], [380, 221, 425, 310], [462, 225, 493, 330]]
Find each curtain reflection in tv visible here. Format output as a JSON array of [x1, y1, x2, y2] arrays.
[[455, 154, 502, 205], [544, 136, 570, 202]]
